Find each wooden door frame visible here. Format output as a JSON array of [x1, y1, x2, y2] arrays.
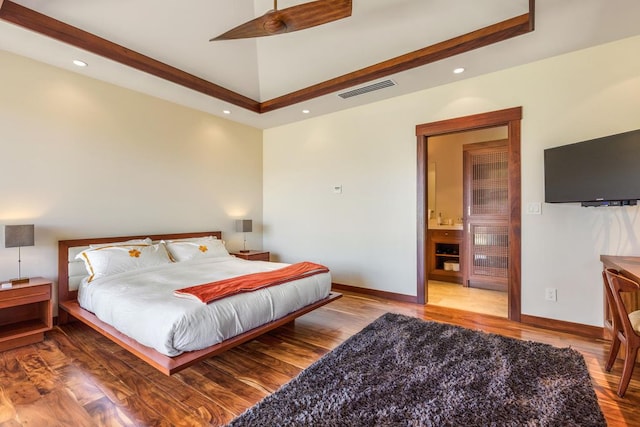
[[416, 107, 522, 321]]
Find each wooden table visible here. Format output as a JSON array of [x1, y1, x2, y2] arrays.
[[0, 277, 53, 351], [231, 250, 270, 261], [601, 255, 640, 282], [600, 255, 640, 340]]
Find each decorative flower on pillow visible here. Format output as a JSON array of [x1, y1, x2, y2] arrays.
[[76, 243, 172, 282], [199, 245, 208, 253]]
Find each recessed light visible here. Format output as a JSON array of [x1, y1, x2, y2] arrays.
[[302, 109, 310, 114], [453, 67, 465, 74], [223, 110, 231, 115], [73, 59, 87, 67]]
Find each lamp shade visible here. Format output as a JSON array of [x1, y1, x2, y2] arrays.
[[5, 224, 35, 248], [235, 219, 253, 233]]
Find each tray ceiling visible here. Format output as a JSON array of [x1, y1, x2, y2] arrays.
[[1, 0, 639, 128]]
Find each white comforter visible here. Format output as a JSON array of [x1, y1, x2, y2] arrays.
[[77, 256, 331, 356]]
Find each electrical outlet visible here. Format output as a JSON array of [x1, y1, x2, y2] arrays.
[[544, 287, 557, 302]]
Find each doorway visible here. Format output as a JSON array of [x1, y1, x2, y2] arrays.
[[416, 107, 522, 321], [427, 130, 509, 317]]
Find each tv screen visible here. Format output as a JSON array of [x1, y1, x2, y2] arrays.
[[544, 129, 640, 205]]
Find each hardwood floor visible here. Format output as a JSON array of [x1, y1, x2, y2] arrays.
[[428, 280, 508, 317], [1, 290, 638, 426]]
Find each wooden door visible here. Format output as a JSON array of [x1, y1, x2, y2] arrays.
[[463, 140, 509, 291]]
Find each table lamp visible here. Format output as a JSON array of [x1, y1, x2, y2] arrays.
[[235, 219, 252, 253], [5, 224, 35, 284]]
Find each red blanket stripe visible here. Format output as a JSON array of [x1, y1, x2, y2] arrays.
[[173, 261, 329, 304]]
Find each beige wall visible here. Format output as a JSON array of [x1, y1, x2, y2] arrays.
[[264, 35, 640, 327], [0, 51, 264, 298]]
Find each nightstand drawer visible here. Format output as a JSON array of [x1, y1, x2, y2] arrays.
[[232, 251, 270, 261], [429, 229, 463, 239], [0, 284, 51, 309]]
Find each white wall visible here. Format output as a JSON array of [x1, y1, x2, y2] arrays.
[[263, 35, 640, 327], [0, 50, 264, 301]]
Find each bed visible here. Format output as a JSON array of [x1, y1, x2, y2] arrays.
[[57, 231, 341, 375]]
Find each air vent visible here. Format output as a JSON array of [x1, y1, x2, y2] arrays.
[[338, 79, 396, 99]]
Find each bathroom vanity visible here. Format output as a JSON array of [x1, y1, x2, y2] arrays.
[[428, 225, 464, 284]]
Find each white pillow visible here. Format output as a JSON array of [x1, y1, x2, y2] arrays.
[[76, 242, 172, 282], [89, 238, 152, 249], [163, 236, 229, 261], [164, 236, 217, 243]]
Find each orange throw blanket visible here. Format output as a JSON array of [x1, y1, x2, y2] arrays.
[[173, 261, 329, 304]]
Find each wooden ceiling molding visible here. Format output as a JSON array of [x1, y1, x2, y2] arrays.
[[261, 11, 534, 113], [0, 1, 261, 112], [0, 0, 535, 115]]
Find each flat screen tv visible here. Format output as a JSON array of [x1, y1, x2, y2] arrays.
[[544, 128, 640, 206]]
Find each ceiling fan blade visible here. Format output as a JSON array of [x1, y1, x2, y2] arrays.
[[211, 10, 286, 41], [210, 0, 352, 41]]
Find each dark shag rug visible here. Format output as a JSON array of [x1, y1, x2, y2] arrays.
[[227, 313, 606, 427]]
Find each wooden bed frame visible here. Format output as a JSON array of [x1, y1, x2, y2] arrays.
[[57, 231, 342, 375]]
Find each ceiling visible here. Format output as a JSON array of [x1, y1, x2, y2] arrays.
[[1, 0, 639, 129]]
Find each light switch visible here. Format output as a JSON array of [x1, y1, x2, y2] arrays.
[[333, 185, 343, 194], [527, 202, 542, 215]]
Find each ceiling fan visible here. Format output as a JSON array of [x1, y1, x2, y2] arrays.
[[210, 0, 353, 41]]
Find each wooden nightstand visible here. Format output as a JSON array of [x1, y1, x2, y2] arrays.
[[231, 250, 270, 261], [0, 277, 53, 351]]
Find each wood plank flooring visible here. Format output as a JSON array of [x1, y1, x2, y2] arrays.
[[428, 280, 508, 317], [1, 290, 639, 426]]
